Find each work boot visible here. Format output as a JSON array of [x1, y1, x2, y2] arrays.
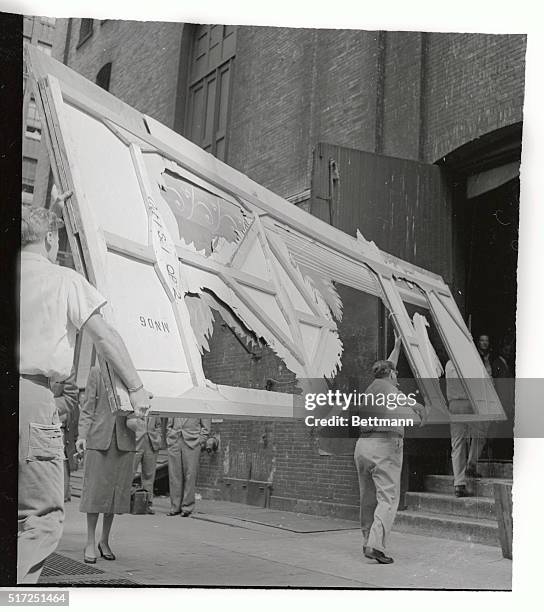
[[364, 548, 394, 564], [454, 485, 471, 497]]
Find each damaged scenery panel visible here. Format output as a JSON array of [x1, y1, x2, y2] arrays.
[[26, 46, 505, 423]]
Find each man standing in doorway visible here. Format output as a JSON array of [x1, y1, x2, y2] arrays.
[[354, 334, 427, 564], [491, 339, 515, 458], [476, 334, 493, 377], [445, 359, 487, 496], [166, 417, 211, 517], [19, 204, 152, 583]]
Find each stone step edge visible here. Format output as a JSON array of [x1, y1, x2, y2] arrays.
[[404, 492, 496, 519], [406, 491, 496, 504], [425, 474, 513, 483], [396, 509, 498, 528]]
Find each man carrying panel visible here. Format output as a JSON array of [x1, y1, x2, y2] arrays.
[[18, 203, 153, 584], [354, 334, 427, 564]]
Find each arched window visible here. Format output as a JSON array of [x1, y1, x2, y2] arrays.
[[186, 25, 236, 161], [96, 62, 112, 92]]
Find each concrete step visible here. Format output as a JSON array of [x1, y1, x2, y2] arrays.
[[405, 491, 496, 520], [394, 510, 499, 546], [477, 461, 513, 479], [424, 474, 512, 498]]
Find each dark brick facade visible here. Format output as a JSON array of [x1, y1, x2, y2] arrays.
[[41, 21, 526, 203], [38, 19, 525, 516], [227, 27, 383, 198], [424, 33, 526, 162], [65, 19, 182, 126]]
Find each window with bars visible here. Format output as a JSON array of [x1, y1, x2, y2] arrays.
[[186, 24, 236, 161], [78, 19, 94, 46], [22, 157, 38, 195], [25, 98, 42, 140], [96, 63, 112, 91]]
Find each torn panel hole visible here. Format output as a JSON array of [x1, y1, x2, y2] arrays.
[[185, 290, 298, 393], [185, 289, 265, 357]]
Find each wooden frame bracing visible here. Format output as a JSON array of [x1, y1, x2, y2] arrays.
[[26, 47, 505, 423]]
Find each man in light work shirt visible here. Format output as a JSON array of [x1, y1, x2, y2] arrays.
[[354, 334, 426, 564], [18, 204, 152, 584]]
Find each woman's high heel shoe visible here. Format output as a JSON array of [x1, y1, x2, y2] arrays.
[[83, 549, 97, 564], [98, 542, 116, 561]]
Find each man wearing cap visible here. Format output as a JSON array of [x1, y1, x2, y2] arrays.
[[354, 334, 427, 564], [18, 203, 152, 584]]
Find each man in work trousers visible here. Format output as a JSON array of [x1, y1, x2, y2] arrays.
[[354, 334, 426, 564], [445, 360, 487, 496], [51, 371, 79, 502], [131, 416, 163, 514], [166, 417, 211, 517], [19, 203, 152, 584]]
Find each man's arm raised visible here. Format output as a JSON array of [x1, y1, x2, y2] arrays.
[[387, 330, 403, 368]]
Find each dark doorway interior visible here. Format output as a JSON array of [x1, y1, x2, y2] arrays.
[[446, 125, 521, 463], [459, 177, 519, 461], [464, 178, 519, 365]]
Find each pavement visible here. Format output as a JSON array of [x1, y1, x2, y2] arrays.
[[52, 495, 512, 589]]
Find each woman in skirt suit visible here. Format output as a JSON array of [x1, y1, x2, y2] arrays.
[[76, 365, 136, 563]]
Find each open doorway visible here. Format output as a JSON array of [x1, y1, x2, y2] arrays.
[[464, 177, 519, 367], [449, 127, 521, 461]]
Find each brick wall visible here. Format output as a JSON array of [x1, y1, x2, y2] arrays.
[[228, 27, 526, 194], [197, 417, 361, 518], [228, 27, 382, 199], [423, 32, 526, 162], [227, 27, 317, 199], [381, 31, 425, 159], [308, 30, 382, 172], [63, 19, 183, 127]]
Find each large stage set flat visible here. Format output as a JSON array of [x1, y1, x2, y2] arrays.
[[26, 46, 505, 424]]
